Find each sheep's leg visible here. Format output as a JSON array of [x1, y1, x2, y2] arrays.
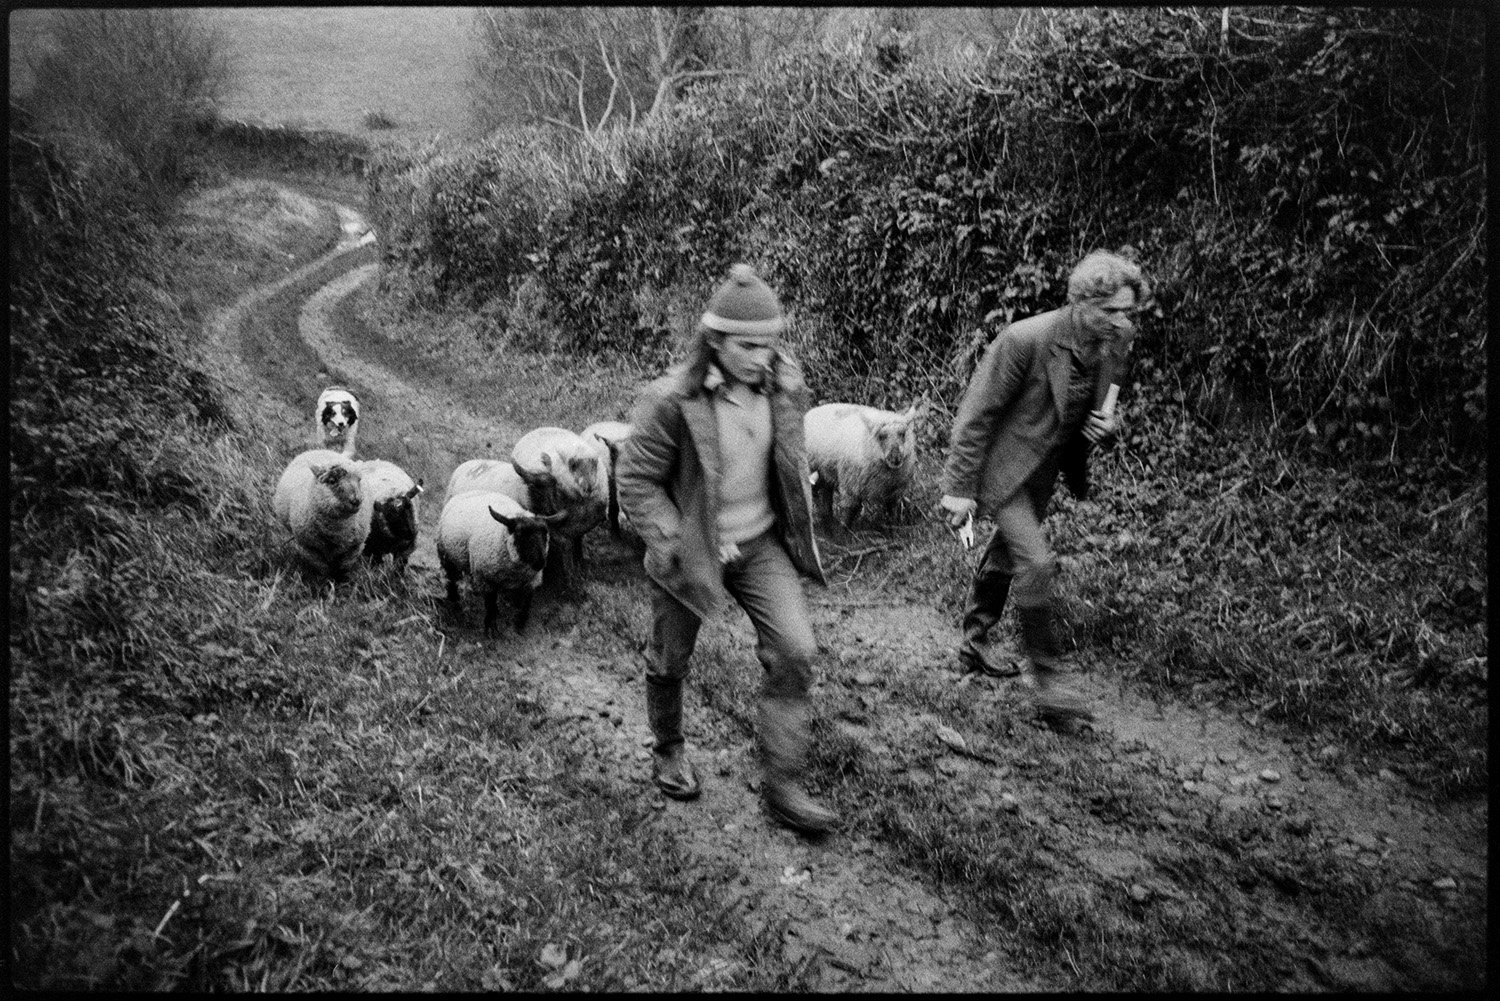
[[562, 542, 586, 601], [482, 587, 500, 636], [812, 477, 835, 527], [512, 587, 534, 633], [440, 555, 463, 607], [834, 488, 862, 534], [543, 537, 586, 602]]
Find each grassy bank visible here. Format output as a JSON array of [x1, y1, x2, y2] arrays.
[[8, 148, 812, 989]]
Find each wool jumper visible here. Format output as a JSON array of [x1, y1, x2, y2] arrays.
[[713, 381, 776, 545]]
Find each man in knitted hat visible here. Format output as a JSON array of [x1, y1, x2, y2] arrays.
[[938, 249, 1150, 726], [615, 263, 838, 835]]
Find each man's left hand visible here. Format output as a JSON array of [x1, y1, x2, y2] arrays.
[[1083, 409, 1119, 444]]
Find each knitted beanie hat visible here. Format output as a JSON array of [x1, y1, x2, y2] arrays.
[[701, 263, 783, 338]]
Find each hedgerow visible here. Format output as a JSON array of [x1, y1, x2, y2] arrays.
[[371, 7, 1483, 471]]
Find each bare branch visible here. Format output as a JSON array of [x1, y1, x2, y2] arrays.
[[594, 27, 620, 133]]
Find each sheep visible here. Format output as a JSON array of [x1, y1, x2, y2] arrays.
[[354, 458, 424, 571], [314, 386, 361, 457], [436, 491, 561, 635], [804, 400, 926, 532], [510, 427, 609, 594], [272, 448, 373, 586], [445, 458, 531, 507], [581, 420, 633, 537]]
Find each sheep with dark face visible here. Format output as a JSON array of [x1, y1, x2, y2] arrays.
[[804, 401, 926, 531], [314, 386, 361, 457], [355, 458, 423, 571], [272, 448, 373, 586], [437, 491, 561, 635], [510, 427, 609, 593]]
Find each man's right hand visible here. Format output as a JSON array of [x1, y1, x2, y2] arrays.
[[937, 494, 977, 529]]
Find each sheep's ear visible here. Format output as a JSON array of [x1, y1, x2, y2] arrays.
[[540, 452, 555, 472], [309, 463, 328, 479], [540, 510, 569, 525], [489, 506, 520, 531], [858, 410, 881, 431]]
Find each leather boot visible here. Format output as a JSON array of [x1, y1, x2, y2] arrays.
[[959, 570, 1018, 677], [646, 677, 700, 800], [758, 697, 839, 834], [1017, 604, 1094, 722]]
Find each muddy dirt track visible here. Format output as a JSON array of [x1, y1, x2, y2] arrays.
[[200, 175, 1487, 992]]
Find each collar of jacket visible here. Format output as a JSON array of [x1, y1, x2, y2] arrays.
[[702, 361, 771, 396]]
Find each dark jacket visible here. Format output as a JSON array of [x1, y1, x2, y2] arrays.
[[940, 305, 1130, 516], [616, 351, 826, 620]]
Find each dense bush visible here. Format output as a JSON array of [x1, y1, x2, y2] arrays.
[[199, 116, 373, 176], [366, 128, 577, 313], [16, 9, 233, 212], [371, 7, 1484, 470]]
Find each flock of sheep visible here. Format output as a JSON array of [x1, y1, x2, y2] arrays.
[[272, 385, 926, 634]]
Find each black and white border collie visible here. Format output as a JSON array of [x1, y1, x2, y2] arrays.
[[316, 386, 361, 456]]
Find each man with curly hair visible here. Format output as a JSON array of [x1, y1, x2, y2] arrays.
[[939, 249, 1150, 725]]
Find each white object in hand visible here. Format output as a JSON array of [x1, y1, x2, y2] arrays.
[[957, 512, 975, 550], [1101, 383, 1120, 417]]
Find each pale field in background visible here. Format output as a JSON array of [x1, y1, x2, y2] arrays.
[[9, 7, 1023, 143], [205, 6, 481, 138], [9, 7, 483, 140]]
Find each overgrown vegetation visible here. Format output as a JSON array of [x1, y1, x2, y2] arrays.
[[8, 16, 800, 989], [9, 5, 1486, 992], [369, 7, 1486, 793], [17, 9, 233, 212], [384, 7, 1485, 467]]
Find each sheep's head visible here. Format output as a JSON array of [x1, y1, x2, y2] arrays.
[[861, 412, 917, 470], [540, 450, 603, 503], [316, 387, 360, 449], [490, 506, 566, 572], [374, 481, 423, 539], [310, 462, 363, 516]]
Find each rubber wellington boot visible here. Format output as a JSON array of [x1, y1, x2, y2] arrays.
[[1017, 605, 1094, 723], [958, 570, 1019, 677], [646, 677, 700, 800], [758, 697, 839, 835]]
